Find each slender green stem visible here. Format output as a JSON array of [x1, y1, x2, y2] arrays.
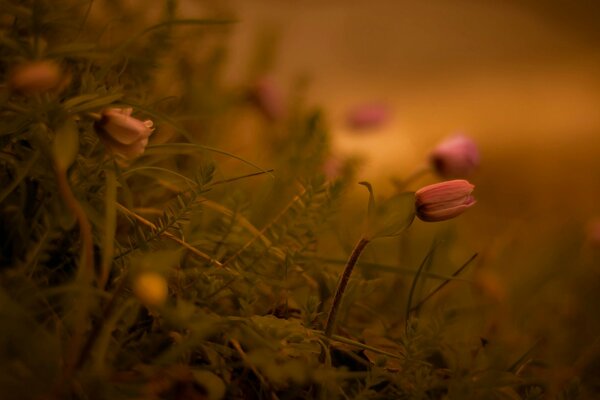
[[323, 237, 370, 338]]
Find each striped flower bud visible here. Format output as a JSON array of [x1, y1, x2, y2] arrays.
[[430, 134, 479, 178], [95, 108, 154, 159], [9, 60, 67, 94], [415, 179, 476, 222]]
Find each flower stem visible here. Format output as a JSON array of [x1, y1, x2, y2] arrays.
[[323, 237, 370, 339], [51, 165, 96, 396], [54, 165, 94, 281]]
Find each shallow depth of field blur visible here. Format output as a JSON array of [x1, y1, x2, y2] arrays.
[[2, 0, 600, 399], [228, 0, 600, 378]]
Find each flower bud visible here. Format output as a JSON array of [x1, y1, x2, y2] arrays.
[[429, 134, 479, 178], [95, 108, 154, 159], [346, 103, 389, 131], [133, 272, 168, 307], [415, 179, 476, 222], [249, 77, 284, 121], [9, 60, 66, 94]]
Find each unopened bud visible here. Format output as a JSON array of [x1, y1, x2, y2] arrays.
[[430, 134, 479, 178], [95, 108, 154, 159], [249, 77, 284, 121], [9, 60, 66, 94], [415, 179, 476, 222], [346, 103, 389, 131]]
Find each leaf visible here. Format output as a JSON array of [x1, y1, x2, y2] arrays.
[[369, 192, 416, 240], [66, 93, 124, 113], [52, 117, 79, 171], [405, 243, 438, 326], [144, 143, 273, 177]]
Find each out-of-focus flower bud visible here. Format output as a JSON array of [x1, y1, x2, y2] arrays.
[[95, 108, 154, 159], [323, 156, 343, 181], [415, 179, 476, 222], [346, 103, 389, 131], [249, 77, 284, 121], [9, 59, 67, 94], [429, 134, 479, 178], [586, 218, 600, 248], [133, 272, 168, 307]]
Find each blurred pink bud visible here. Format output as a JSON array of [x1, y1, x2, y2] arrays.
[[95, 108, 154, 159], [249, 77, 284, 121], [9, 60, 67, 93], [429, 134, 479, 178], [415, 179, 476, 222], [586, 218, 600, 248], [323, 156, 343, 181], [346, 103, 389, 131]]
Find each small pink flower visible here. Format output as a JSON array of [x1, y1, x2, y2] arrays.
[[9, 60, 67, 93], [429, 134, 479, 178], [346, 103, 389, 131], [415, 179, 476, 222], [249, 77, 284, 121], [95, 108, 154, 159]]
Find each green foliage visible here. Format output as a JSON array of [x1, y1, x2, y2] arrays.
[[1, 1, 597, 399]]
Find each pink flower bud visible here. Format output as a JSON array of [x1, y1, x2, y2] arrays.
[[415, 179, 476, 222], [346, 103, 389, 131], [9, 60, 66, 93], [429, 134, 479, 178], [95, 108, 154, 159], [249, 77, 284, 121]]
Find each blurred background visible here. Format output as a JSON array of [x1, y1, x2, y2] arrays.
[[218, 0, 600, 373], [109, 0, 600, 379], [214, 0, 600, 253]]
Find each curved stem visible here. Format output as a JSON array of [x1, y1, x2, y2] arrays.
[[323, 237, 370, 338], [51, 165, 96, 395], [54, 166, 94, 280]]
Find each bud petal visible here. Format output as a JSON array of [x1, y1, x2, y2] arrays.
[[430, 134, 479, 178], [415, 179, 476, 222], [95, 108, 154, 159]]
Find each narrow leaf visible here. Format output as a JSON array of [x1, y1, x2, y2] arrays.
[[52, 117, 79, 171]]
